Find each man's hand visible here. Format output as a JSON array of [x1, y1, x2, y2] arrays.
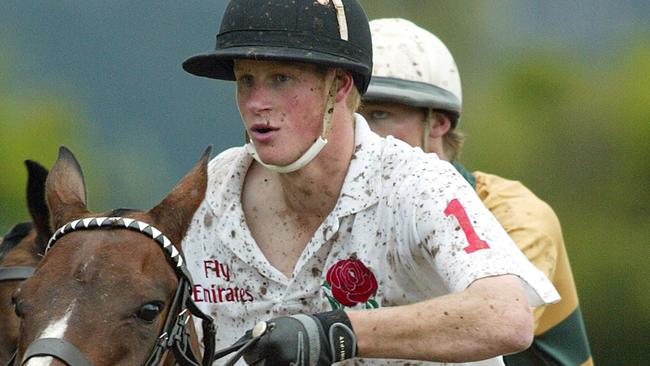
[[241, 309, 357, 366]]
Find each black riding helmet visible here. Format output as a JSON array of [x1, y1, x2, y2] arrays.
[[182, 0, 373, 94]]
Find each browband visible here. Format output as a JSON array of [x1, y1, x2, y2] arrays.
[[47, 216, 185, 271]]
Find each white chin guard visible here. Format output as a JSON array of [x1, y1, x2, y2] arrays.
[[245, 137, 328, 174]]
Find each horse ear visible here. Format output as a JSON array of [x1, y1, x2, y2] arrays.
[[45, 146, 90, 230], [148, 146, 211, 247], [25, 160, 52, 252]]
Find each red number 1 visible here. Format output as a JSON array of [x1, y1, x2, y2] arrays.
[[444, 198, 490, 253]]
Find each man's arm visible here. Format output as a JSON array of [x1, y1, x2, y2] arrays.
[[473, 171, 561, 326], [349, 274, 534, 362], [235, 274, 534, 365]]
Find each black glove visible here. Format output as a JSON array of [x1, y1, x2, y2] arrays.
[[241, 309, 357, 366]]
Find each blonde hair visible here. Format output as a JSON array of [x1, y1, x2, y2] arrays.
[[442, 126, 465, 161], [315, 65, 360, 116], [428, 110, 465, 161], [347, 87, 361, 112]]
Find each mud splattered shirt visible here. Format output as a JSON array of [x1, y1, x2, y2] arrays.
[[182, 114, 560, 365]]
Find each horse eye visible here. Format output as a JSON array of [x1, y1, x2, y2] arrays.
[[12, 296, 24, 318], [136, 301, 164, 322]]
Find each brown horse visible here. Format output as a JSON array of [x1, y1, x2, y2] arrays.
[[0, 161, 51, 364], [11, 147, 215, 366]]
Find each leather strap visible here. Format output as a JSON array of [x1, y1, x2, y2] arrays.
[[0, 266, 35, 281], [21, 338, 93, 366], [22, 216, 218, 366]]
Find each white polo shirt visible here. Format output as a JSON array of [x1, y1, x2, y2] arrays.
[[182, 114, 560, 365]]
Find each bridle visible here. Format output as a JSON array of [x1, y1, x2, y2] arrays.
[[0, 223, 37, 366], [0, 223, 36, 283], [9, 216, 264, 366], [0, 266, 34, 282], [14, 216, 217, 366]]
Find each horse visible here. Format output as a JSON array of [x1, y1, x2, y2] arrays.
[[11, 146, 216, 366], [0, 161, 51, 364]]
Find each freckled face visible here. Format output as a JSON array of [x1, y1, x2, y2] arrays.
[[234, 59, 329, 166], [360, 102, 426, 148]]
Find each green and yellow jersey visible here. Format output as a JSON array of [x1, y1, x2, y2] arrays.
[[453, 163, 593, 365]]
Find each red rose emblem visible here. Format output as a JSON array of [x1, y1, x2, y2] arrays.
[[326, 257, 378, 307]]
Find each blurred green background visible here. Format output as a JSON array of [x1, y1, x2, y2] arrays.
[[1, 1, 648, 364]]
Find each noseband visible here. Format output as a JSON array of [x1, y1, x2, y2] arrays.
[[17, 217, 217, 366]]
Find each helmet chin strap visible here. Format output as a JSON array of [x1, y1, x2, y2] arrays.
[[422, 108, 433, 153], [245, 137, 328, 174], [246, 74, 339, 173]]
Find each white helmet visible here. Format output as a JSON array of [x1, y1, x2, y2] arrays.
[[364, 18, 462, 126]]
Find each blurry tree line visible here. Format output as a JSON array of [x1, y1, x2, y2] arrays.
[[0, 61, 89, 228], [464, 42, 650, 366], [1, 1, 649, 364]]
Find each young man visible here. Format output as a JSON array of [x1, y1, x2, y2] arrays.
[[181, 1, 559, 365], [360, 18, 592, 366]]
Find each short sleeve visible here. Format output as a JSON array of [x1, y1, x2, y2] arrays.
[[394, 158, 560, 307]]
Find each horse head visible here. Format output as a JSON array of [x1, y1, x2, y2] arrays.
[[13, 146, 213, 366], [0, 161, 50, 364]]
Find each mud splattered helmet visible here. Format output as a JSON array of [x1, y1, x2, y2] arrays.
[[364, 18, 462, 127], [183, 0, 373, 94]]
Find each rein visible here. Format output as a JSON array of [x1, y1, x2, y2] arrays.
[[18, 217, 217, 366]]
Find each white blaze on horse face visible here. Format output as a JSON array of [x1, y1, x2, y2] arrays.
[[24, 301, 76, 366]]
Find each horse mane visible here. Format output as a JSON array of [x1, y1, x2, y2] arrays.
[[0, 222, 33, 261]]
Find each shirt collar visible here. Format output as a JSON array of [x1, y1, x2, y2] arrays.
[[209, 115, 383, 282]]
